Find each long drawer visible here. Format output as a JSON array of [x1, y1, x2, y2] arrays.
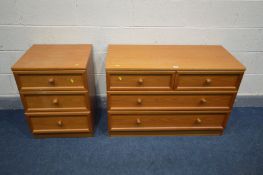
[[14, 71, 87, 91], [26, 112, 91, 134], [21, 91, 89, 112], [108, 92, 235, 111], [109, 112, 228, 131]]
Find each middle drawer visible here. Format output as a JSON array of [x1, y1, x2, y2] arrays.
[[21, 91, 90, 112], [108, 92, 235, 111]]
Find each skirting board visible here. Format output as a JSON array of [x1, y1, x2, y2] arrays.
[[0, 95, 263, 110]]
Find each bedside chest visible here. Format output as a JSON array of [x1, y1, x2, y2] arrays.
[[106, 45, 245, 136], [12, 45, 95, 138]]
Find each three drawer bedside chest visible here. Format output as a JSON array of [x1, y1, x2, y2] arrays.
[[106, 45, 245, 136], [12, 44, 95, 138]]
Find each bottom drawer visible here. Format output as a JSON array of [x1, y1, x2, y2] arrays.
[[27, 112, 92, 134], [109, 112, 228, 131]]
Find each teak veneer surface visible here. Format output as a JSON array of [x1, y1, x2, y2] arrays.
[[12, 44, 95, 138], [106, 45, 245, 71], [106, 45, 245, 136], [12, 44, 92, 71]]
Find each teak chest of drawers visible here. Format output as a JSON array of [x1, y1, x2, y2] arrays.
[[106, 45, 245, 136], [12, 45, 95, 138]]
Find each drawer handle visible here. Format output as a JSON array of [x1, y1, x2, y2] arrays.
[[57, 120, 63, 127], [196, 118, 202, 124], [48, 78, 55, 84], [52, 98, 59, 105], [70, 78, 74, 84], [205, 78, 212, 85], [138, 78, 144, 84], [136, 118, 141, 125], [200, 98, 207, 104], [118, 76, 122, 81], [137, 98, 143, 104]]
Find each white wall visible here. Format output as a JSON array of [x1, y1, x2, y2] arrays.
[[0, 0, 263, 97]]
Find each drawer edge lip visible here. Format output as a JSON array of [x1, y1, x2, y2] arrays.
[[176, 70, 245, 74], [175, 87, 237, 91], [110, 126, 224, 132], [20, 90, 89, 95], [25, 111, 91, 116], [12, 68, 87, 72], [107, 70, 175, 74], [109, 107, 231, 111], [26, 108, 89, 113], [109, 130, 223, 136], [20, 87, 87, 91], [109, 87, 173, 91], [107, 91, 237, 94], [108, 110, 231, 114], [106, 68, 245, 71], [32, 128, 90, 134], [33, 132, 93, 138]]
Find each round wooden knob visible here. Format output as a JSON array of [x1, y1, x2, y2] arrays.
[[205, 78, 212, 85], [137, 98, 142, 104], [200, 98, 207, 104], [52, 98, 59, 104], [138, 78, 144, 84], [136, 118, 141, 125], [196, 118, 202, 124], [48, 78, 55, 84], [57, 120, 63, 127]]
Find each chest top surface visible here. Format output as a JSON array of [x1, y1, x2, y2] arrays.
[[106, 45, 245, 71], [12, 44, 92, 71]]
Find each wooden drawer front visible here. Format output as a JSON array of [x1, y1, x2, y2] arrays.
[[16, 73, 86, 91], [109, 113, 226, 131], [22, 92, 89, 112], [108, 72, 174, 91], [109, 94, 233, 111], [176, 73, 241, 91], [30, 115, 90, 134]]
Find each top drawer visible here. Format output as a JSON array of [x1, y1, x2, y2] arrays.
[[14, 71, 87, 91], [107, 71, 174, 91], [175, 71, 243, 91]]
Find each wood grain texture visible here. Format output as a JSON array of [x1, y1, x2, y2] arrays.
[[12, 44, 95, 138], [106, 45, 245, 136], [12, 44, 92, 71], [109, 113, 226, 131], [14, 70, 87, 91], [21, 91, 90, 112], [108, 93, 234, 111], [107, 71, 174, 91], [86, 51, 96, 133], [30, 116, 90, 133], [175, 71, 242, 91], [109, 130, 223, 136], [33, 132, 93, 138], [106, 45, 245, 71]]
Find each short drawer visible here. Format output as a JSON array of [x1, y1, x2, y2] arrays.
[[108, 92, 234, 111], [175, 72, 242, 91], [109, 112, 227, 131], [21, 91, 89, 112], [14, 71, 87, 91], [28, 113, 91, 134], [107, 71, 174, 91]]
